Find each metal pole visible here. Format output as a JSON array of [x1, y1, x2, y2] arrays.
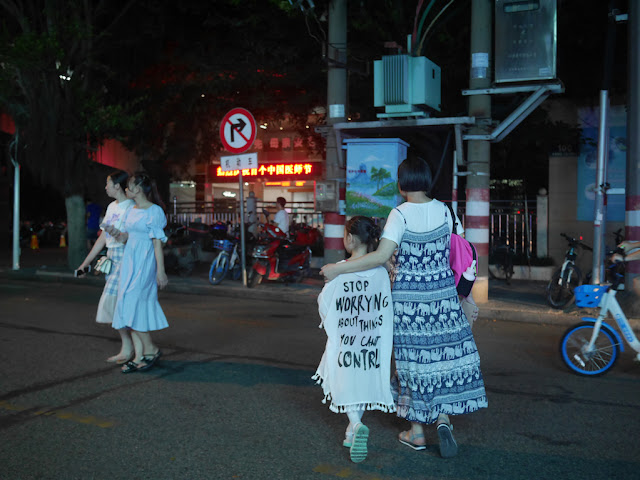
[[592, 90, 610, 285], [10, 129, 20, 270], [238, 172, 247, 287]]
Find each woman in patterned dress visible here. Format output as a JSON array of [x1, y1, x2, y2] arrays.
[[77, 170, 135, 364], [321, 154, 487, 458]]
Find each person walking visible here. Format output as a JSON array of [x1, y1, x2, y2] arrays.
[[313, 216, 395, 463], [105, 172, 169, 374], [321, 154, 487, 458], [76, 170, 135, 364]]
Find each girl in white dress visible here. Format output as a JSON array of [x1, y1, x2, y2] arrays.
[[77, 170, 135, 364], [314, 216, 395, 463], [106, 172, 169, 373]]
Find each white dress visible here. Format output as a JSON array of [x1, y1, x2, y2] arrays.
[[112, 204, 169, 332]]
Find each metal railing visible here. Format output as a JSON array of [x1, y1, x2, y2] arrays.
[[166, 199, 539, 257]]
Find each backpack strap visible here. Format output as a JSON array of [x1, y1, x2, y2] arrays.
[[445, 202, 458, 235]]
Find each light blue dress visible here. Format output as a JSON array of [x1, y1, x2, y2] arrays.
[[112, 204, 169, 332]]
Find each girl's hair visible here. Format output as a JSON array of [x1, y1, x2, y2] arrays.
[[109, 170, 129, 190], [346, 216, 381, 253], [129, 171, 165, 210], [397, 153, 433, 193]]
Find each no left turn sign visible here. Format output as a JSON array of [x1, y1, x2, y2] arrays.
[[220, 108, 257, 154]]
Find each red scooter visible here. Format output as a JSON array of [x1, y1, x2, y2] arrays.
[[247, 212, 311, 287]]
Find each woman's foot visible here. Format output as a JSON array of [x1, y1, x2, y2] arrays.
[[136, 350, 162, 372], [398, 430, 426, 451], [107, 352, 133, 365], [436, 420, 458, 458]]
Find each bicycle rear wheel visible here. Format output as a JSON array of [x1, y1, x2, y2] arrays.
[[209, 253, 229, 285], [546, 265, 582, 308], [559, 322, 619, 376]]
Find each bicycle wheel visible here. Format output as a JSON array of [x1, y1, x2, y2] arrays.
[[560, 322, 619, 376], [209, 253, 229, 285], [546, 265, 582, 308]]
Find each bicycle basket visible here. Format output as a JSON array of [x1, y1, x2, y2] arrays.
[[573, 285, 606, 308]]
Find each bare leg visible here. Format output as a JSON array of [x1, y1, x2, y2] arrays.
[[106, 328, 134, 363]]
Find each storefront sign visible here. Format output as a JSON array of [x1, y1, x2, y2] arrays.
[[211, 162, 321, 183]]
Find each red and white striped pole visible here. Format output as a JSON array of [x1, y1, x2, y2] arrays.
[[324, 212, 345, 264], [627, 195, 640, 276]]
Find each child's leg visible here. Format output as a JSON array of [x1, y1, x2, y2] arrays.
[[343, 408, 364, 447]]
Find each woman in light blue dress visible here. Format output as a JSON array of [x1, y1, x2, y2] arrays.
[[106, 172, 168, 374]]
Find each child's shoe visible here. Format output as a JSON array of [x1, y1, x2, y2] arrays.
[[350, 423, 369, 463]]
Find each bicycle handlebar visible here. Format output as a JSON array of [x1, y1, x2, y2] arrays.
[[560, 233, 592, 251]]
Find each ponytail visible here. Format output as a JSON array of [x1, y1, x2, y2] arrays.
[[345, 216, 381, 253], [130, 172, 165, 211]]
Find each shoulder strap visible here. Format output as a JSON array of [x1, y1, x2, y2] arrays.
[[444, 202, 458, 235]]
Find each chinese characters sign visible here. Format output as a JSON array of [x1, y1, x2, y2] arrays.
[[212, 162, 321, 183], [220, 153, 258, 172]]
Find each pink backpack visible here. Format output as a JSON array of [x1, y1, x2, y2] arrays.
[[445, 203, 477, 297]]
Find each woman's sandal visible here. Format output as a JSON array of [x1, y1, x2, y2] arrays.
[[136, 350, 162, 372], [107, 353, 133, 365], [398, 430, 427, 451], [121, 360, 140, 374], [436, 422, 458, 458]]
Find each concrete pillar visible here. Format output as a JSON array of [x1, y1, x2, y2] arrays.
[[466, 0, 492, 303]]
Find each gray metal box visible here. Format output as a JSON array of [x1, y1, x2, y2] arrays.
[[495, 0, 557, 83]]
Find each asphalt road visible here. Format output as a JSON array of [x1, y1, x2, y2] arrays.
[[0, 279, 639, 480]]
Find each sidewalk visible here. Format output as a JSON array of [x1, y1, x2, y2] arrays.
[[3, 247, 638, 328]]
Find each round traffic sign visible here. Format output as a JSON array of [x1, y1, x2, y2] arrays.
[[220, 108, 257, 154]]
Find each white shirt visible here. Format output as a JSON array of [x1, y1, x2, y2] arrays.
[[101, 199, 134, 248], [381, 200, 463, 247], [274, 209, 289, 234]]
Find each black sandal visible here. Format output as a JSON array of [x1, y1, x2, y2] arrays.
[[137, 350, 162, 372], [121, 360, 140, 374]]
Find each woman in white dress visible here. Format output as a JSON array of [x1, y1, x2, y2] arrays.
[[106, 172, 169, 373], [77, 170, 135, 364]]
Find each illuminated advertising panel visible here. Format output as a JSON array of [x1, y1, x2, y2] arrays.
[[209, 162, 322, 183]]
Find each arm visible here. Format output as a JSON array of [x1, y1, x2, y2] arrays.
[[320, 238, 397, 282], [153, 238, 168, 288], [77, 233, 107, 270]]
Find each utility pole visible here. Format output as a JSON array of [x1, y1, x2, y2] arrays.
[[627, 0, 640, 303], [466, 0, 492, 303], [323, 0, 347, 264]]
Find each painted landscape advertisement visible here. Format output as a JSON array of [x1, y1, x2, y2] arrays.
[[345, 140, 408, 218]]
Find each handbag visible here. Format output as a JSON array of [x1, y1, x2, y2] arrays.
[[445, 202, 477, 297], [94, 255, 112, 275]]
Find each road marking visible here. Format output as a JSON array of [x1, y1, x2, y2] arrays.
[[313, 464, 384, 480], [0, 400, 115, 428]]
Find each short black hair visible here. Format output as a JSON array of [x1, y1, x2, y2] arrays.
[[276, 197, 286, 207], [397, 153, 433, 193]]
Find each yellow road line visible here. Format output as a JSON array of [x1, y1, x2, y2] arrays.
[[0, 400, 115, 428]]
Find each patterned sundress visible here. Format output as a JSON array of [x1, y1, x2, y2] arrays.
[[391, 208, 487, 424]]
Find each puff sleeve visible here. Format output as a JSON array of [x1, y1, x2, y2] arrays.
[[146, 205, 168, 243]]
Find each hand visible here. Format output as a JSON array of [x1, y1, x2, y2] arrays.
[[157, 271, 168, 289], [320, 263, 339, 282], [462, 259, 477, 281], [104, 225, 119, 237], [611, 253, 625, 263]]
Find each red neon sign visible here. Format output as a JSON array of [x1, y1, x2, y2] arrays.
[[214, 162, 317, 179]]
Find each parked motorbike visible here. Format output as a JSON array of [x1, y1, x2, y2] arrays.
[[164, 221, 228, 276], [247, 211, 311, 287]]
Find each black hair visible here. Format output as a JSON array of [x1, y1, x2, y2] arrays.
[[109, 169, 129, 190], [345, 216, 380, 253], [129, 171, 165, 211], [397, 153, 433, 193], [276, 196, 286, 207]]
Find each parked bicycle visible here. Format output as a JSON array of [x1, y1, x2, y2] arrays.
[[559, 259, 640, 376], [489, 237, 514, 284], [546, 233, 592, 308], [208, 238, 240, 285]]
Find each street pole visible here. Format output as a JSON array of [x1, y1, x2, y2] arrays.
[[239, 172, 247, 287], [627, 0, 640, 297], [10, 129, 20, 271], [324, 0, 347, 264], [466, 0, 492, 303], [591, 90, 610, 285]]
